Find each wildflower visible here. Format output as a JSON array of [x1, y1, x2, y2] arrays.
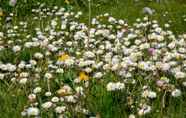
[[34, 52, 44, 59], [55, 106, 66, 113], [64, 58, 74, 66], [182, 81, 186, 87], [29, 60, 37, 66], [138, 105, 151, 116], [44, 73, 53, 79], [148, 91, 157, 99], [28, 94, 36, 102], [0, 73, 4, 80], [65, 95, 77, 103], [79, 71, 89, 81], [19, 78, 28, 84], [84, 51, 95, 58], [57, 85, 72, 96], [107, 82, 125, 91], [75, 86, 84, 95], [51, 96, 59, 103], [7, 64, 16, 72], [93, 72, 103, 79], [45, 91, 52, 97], [9, 0, 17, 6], [143, 7, 154, 15], [56, 68, 64, 73], [0, 9, 3, 17], [129, 114, 135, 118], [171, 89, 181, 97], [33, 87, 42, 94], [42, 101, 53, 109], [58, 53, 70, 62], [12, 45, 21, 52], [175, 71, 185, 79], [27, 107, 40, 116], [148, 48, 155, 55]]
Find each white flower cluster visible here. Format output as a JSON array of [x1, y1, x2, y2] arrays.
[[106, 82, 125, 91]]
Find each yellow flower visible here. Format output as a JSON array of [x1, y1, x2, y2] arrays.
[[58, 53, 70, 61], [0, 11, 3, 17], [65, 0, 70, 4], [79, 71, 89, 81], [57, 85, 72, 97]]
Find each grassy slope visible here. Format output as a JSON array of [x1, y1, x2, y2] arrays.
[[1, 0, 186, 118]]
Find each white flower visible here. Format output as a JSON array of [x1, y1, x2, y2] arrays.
[[44, 73, 53, 79], [148, 91, 157, 99], [42, 101, 53, 109], [93, 72, 103, 79], [55, 106, 66, 113], [161, 63, 170, 71], [84, 67, 93, 73], [84, 51, 95, 58], [106, 82, 125, 91], [29, 60, 37, 66], [12, 45, 21, 52], [75, 86, 84, 95], [143, 7, 154, 15], [182, 81, 186, 87], [164, 23, 170, 28], [19, 78, 28, 84], [7, 64, 16, 72], [51, 97, 59, 103], [21, 111, 27, 117], [139, 43, 150, 50], [51, 20, 57, 27], [108, 17, 116, 24], [138, 105, 151, 116], [11, 77, 16, 82], [64, 58, 74, 66], [66, 41, 73, 46], [171, 89, 181, 97], [34, 52, 44, 59], [129, 114, 135, 118], [28, 94, 36, 102], [33, 87, 42, 94], [116, 82, 125, 90], [18, 61, 26, 69], [168, 42, 176, 49], [45, 91, 52, 97], [0, 73, 5, 80], [175, 71, 185, 79], [56, 68, 64, 73], [65, 95, 77, 103], [20, 72, 29, 78], [27, 107, 40, 116], [24, 42, 33, 48], [9, 0, 17, 6]]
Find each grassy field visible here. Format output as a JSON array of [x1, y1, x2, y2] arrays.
[[1, 0, 186, 118]]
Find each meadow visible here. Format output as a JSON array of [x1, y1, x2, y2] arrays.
[[1, 0, 186, 118]]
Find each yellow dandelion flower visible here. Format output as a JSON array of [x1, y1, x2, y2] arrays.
[[58, 53, 70, 62], [79, 71, 89, 81]]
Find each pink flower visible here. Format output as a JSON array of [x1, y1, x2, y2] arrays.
[[156, 80, 164, 87], [9, 0, 17, 6], [148, 48, 155, 55]]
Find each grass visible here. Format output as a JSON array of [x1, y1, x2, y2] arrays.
[[1, 0, 186, 118]]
